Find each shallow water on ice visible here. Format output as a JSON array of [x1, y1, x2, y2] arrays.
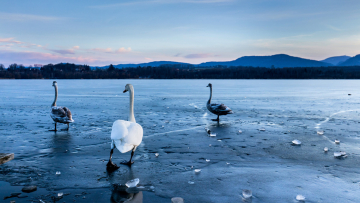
[[1, 79, 360, 202]]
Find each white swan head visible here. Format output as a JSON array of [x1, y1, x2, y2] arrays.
[[206, 83, 212, 88], [52, 81, 57, 87], [123, 84, 133, 93]]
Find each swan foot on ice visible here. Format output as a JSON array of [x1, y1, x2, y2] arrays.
[[211, 115, 220, 122], [106, 161, 120, 171]]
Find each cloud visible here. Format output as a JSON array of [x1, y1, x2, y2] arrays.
[[116, 47, 132, 53], [0, 50, 98, 66], [184, 53, 213, 58], [90, 0, 232, 8], [91, 47, 132, 54], [0, 12, 61, 22], [0, 37, 24, 44], [50, 49, 75, 55], [174, 53, 182, 57], [73, 46, 80, 49]]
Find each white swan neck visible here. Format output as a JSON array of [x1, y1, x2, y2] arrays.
[[52, 85, 58, 107], [128, 87, 136, 122], [207, 86, 212, 104]]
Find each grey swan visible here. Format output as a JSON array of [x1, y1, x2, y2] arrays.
[[206, 83, 233, 121], [50, 81, 74, 131]]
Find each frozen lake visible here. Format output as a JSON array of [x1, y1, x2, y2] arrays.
[[1, 79, 360, 202]]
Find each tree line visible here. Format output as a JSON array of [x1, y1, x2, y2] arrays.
[[1, 62, 360, 79]]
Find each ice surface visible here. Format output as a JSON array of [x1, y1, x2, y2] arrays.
[[125, 178, 140, 188], [296, 194, 305, 201], [242, 189, 252, 198], [1, 80, 360, 203]]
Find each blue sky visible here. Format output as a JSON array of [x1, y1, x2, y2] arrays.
[[1, 0, 360, 67]]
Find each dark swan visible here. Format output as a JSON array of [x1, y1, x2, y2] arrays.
[[206, 83, 233, 121], [50, 81, 74, 131]]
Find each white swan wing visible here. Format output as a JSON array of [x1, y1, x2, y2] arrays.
[[111, 120, 143, 153]]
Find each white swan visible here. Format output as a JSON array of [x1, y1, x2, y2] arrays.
[[50, 81, 74, 131], [107, 84, 143, 170], [206, 83, 233, 121]]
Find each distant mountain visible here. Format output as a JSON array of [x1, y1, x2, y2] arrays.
[[197, 54, 331, 68], [321, 55, 351, 65], [94, 61, 192, 69], [93, 54, 334, 69], [338, 55, 360, 66]]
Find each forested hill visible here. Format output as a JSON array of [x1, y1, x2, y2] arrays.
[[2, 63, 360, 79]]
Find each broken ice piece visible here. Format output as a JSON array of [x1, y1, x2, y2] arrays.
[[209, 144, 211, 147], [317, 131, 324, 135], [259, 128, 265, 131], [125, 178, 140, 188], [226, 162, 230, 165], [205, 128, 211, 134], [55, 171, 61, 175], [242, 189, 252, 198], [292, 140, 301, 145], [188, 181, 194, 184], [171, 197, 184, 203], [296, 194, 305, 201], [335, 139, 340, 144], [324, 147, 329, 152], [58, 193, 63, 197], [194, 169, 201, 173], [206, 159, 210, 162], [334, 151, 346, 158], [155, 153, 159, 157], [209, 133, 216, 137], [238, 130, 242, 133]]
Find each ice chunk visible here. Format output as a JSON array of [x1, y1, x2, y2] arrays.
[[242, 189, 252, 198], [171, 197, 184, 203], [205, 128, 211, 134], [209, 133, 216, 137], [324, 147, 328, 152], [238, 130, 242, 134], [56, 171, 61, 175], [125, 178, 140, 188], [58, 193, 63, 197], [292, 140, 301, 145], [259, 128, 265, 131], [155, 153, 159, 157], [296, 194, 305, 201], [317, 131, 324, 135], [226, 162, 230, 165], [194, 169, 201, 173], [335, 139, 340, 144], [209, 144, 211, 147], [206, 159, 210, 162], [188, 181, 194, 184], [334, 152, 341, 157], [334, 151, 346, 158]]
